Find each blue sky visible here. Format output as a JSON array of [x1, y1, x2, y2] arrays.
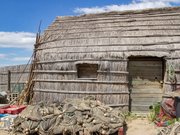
[[0, 0, 180, 67]]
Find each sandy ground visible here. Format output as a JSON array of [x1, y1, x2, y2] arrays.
[[126, 118, 159, 135], [0, 118, 160, 135], [0, 130, 11, 135], [0, 130, 23, 135]]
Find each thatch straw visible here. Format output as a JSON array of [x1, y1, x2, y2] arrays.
[[29, 7, 180, 109]]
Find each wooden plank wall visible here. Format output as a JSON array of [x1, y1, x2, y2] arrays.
[[0, 65, 30, 93], [128, 57, 163, 112]]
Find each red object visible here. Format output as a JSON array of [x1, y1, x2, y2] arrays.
[[155, 98, 176, 127], [161, 98, 176, 117], [155, 107, 173, 127], [0, 105, 26, 114], [118, 127, 124, 135]]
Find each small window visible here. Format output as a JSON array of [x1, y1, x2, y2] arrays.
[[77, 64, 98, 79]]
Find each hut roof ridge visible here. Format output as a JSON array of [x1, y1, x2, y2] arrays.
[[56, 6, 180, 20]]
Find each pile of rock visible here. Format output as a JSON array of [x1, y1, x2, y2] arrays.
[[13, 97, 125, 135]]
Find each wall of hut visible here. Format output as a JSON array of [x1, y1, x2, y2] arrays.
[[0, 65, 30, 93], [32, 7, 180, 110]]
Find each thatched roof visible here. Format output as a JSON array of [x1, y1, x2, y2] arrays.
[[36, 7, 180, 61]]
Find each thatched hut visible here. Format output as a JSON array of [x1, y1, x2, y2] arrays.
[[31, 7, 180, 112]]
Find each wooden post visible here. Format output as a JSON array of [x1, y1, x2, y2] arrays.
[[7, 70, 11, 93]]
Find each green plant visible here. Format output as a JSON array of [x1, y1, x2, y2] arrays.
[[124, 112, 138, 122], [148, 102, 161, 122]]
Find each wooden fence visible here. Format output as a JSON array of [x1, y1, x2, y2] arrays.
[[0, 65, 30, 93]]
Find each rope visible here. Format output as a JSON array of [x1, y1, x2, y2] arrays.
[[15, 31, 42, 105]]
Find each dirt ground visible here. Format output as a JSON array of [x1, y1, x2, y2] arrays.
[[0, 130, 11, 135], [0, 118, 160, 135], [126, 118, 159, 135]]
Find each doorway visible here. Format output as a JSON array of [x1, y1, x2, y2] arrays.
[[128, 57, 164, 112]]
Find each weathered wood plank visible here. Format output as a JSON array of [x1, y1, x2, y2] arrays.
[[98, 71, 129, 74], [131, 88, 163, 94], [131, 93, 162, 98], [33, 79, 129, 84], [132, 98, 162, 103], [36, 59, 128, 64], [34, 89, 130, 94], [131, 105, 151, 112], [129, 57, 163, 112], [33, 70, 77, 73]]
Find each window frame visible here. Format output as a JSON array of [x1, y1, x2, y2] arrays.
[[76, 63, 98, 80]]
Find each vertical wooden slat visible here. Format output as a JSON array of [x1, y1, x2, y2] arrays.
[[7, 70, 11, 93]]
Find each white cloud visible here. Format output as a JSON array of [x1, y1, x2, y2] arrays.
[[11, 57, 30, 62], [74, 0, 180, 14], [0, 32, 36, 49]]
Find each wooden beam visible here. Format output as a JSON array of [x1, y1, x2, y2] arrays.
[[33, 79, 129, 84], [108, 104, 129, 107], [33, 70, 77, 74], [77, 78, 97, 80], [131, 104, 151, 107], [36, 59, 128, 64], [34, 89, 129, 94], [98, 70, 129, 74], [32, 70, 129, 74]]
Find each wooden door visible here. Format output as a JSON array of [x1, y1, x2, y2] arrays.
[[129, 57, 163, 112]]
